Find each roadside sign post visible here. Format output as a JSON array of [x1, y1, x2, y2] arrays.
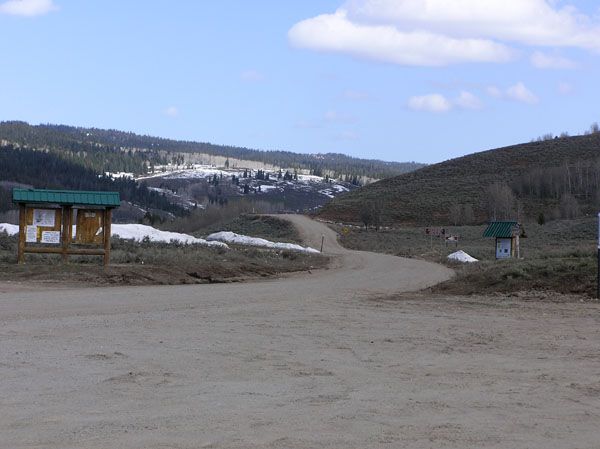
[[320, 234, 325, 253], [597, 213, 600, 299]]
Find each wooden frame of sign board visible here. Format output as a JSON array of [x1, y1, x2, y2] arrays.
[[12, 189, 120, 266]]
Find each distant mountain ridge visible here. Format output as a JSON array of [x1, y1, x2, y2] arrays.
[[0, 121, 424, 181], [318, 132, 600, 225]]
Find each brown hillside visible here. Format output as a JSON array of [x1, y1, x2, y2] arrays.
[[318, 133, 600, 225]]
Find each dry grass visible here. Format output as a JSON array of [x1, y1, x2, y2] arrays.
[[332, 217, 598, 297], [0, 232, 327, 287], [197, 214, 302, 243]]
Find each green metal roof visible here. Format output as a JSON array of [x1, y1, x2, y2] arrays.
[[12, 189, 120, 207], [483, 221, 518, 238]]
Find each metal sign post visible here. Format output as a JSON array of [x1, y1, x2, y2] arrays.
[[597, 213, 600, 299]]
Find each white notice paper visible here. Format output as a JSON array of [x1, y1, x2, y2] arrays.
[[26, 225, 38, 243], [33, 209, 55, 227], [41, 230, 61, 244]]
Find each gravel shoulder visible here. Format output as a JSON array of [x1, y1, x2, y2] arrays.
[[2, 216, 599, 448]]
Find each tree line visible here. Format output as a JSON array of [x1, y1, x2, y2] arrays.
[[0, 121, 424, 180], [0, 145, 183, 215]]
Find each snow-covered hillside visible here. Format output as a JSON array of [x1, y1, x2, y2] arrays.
[[131, 164, 357, 213]]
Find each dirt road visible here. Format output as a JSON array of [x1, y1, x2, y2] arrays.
[[1, 216, 599, 448]]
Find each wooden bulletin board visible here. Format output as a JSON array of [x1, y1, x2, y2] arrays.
[[25, 208, 62, 244], [13, 188, 119, 266], [75, 209, 104, 244]]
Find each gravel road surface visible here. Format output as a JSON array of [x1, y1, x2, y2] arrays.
[[1, 215, 599, 448]]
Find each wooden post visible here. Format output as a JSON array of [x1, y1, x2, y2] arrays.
[[17, 204, 26, 264], [103, 208, 112, 266], [61, 206, 72, 263]]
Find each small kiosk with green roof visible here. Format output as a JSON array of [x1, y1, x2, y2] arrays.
[[483, 221, 522, 259], [12, 189, 120, 265]]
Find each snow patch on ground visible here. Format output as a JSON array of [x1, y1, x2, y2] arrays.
[[447, 250, 478, 263], [331, 183, 349, 192], [0, 223, 18, 236], [148, 187, 172, 194], [0, 222, 227, 248], [257, 184, 280, 193], [105, 172, 134, 179], [138, 165, 244, 181], [318, 189, 335, 198], [206, 231, 320, 254], [297, 174, 324, 183], [112, 224, 228, 248]]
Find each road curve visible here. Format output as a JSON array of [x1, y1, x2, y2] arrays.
[[0, 215, 455, 449], [281, 214, 453, 296], [0, 215, 453, 320]]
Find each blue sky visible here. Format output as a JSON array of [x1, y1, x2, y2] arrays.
[[1, 0, 599, 164]]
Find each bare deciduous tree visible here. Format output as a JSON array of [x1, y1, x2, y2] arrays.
[[559, 193, 580, 219], [359, 201, 383, 231], [487, 183, 516, 221]]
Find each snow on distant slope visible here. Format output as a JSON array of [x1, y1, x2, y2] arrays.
[[105, 172, 134, 179], [138, 165, 243, 181], [206, 231, 319, 253], [318, 189, 335, 198], [331, 184, 349, 192], [256, 184, 280, 193]]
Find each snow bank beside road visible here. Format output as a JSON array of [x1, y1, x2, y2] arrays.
[[206, 231, 320, 254], [112, 224, 228, 247], [0, 223, 18, 236], [0, 222, 228, 248], [2, 222, 322, 253]]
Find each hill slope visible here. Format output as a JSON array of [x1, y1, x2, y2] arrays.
[[318, 133, 600, 225]]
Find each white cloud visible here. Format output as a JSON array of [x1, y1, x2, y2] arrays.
[[407, 90, 483, 113], [289, 9, 512, 66], [289, 0, 600, 66], [485, 83, 539, 104], [164, 106, 179, 117], [240, 69, 264, 82], [408, 94, 452, 113], [506, 82, 539, 104], [0, 0, 57, 16], [531, 51, 577, 69], [455, 91, 483, 110]]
